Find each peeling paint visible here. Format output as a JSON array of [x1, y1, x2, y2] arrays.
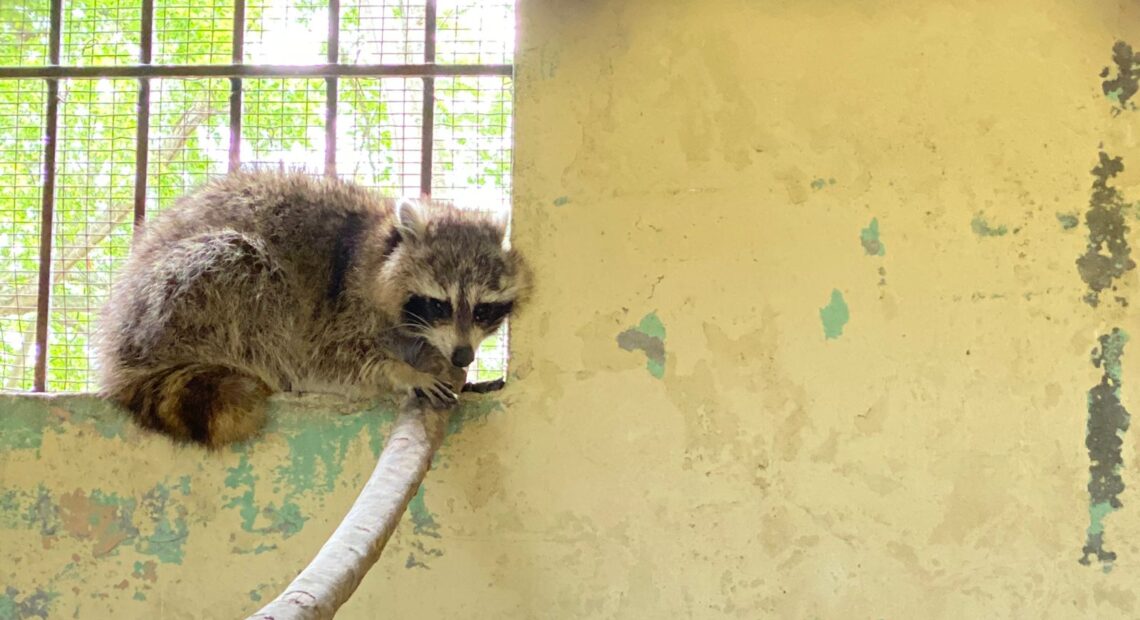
[[1101, 40, 1139, 111], [553, 196, 570, 206], [860, 218, 885, 256], [404, 486, 444, 569], [617, 312, 667, 378], [406, 539, 443, 569], [58, 489, 138, 558], [971, 213, 1008, 237], [0, 586, 57, 620], [131, 561, 157, 583], [810, 177, 836, 190], [1076, 152, 1136, 307], [1056, 212, 1080, 230], [135, 483, 190, 564], [1080, 328, 1131, 571], [223, 454, 308, 541], [445, 398, 503, 438], [273, 403, 392, 493], [819, 290, 849, 340], [2, 481, 197, 566], [408, 486, 440, 538], [0, 398, 48, 452]]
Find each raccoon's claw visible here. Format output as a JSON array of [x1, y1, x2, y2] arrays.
[[413, 379, 458, 409]]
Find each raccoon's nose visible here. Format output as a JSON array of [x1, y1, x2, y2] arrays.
[[451, 346, 475, 368]]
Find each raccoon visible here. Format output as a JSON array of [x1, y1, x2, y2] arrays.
[[95, 170, 532, 449]]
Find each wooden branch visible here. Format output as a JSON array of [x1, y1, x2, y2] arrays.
[[245, 396, 453, 619]]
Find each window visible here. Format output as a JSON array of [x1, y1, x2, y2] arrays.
[[0, 0, 515, 391]]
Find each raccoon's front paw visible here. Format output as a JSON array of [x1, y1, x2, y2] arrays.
[[411, 377, 458, 409]]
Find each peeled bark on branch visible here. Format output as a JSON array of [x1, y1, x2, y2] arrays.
[[245, 397, 452, 620]]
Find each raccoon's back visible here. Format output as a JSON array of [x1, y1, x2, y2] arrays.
[[131, 171, 390, 267], [101, 172, 392, 361]]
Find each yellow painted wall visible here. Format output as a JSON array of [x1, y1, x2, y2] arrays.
[[4, 0, 1140, 617]]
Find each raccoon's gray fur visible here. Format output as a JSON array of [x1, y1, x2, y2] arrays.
[[95, 170, 532, 448]]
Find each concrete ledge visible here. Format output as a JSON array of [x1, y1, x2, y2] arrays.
[[0, 391, 503, 617]]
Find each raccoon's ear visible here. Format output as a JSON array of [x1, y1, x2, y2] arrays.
[[395, 198, 428, 241]]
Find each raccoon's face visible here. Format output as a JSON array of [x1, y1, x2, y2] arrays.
[[386, 199, 531, 368]]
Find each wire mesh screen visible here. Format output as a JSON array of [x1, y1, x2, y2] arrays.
[[0, 0, 515, 392], [147, 78, 231, 213], [338, 77, 422, 195], [242, 78, 327, 171], [339, 0, 425, 65], [0, 3, 51, 67], [0, 80, 45, 390], [435, 0, 514, 65], [245, 0, 327, 65], [62, 0, 141, 67], [52, 79, 138, 390], [155, 0, 235, 64]]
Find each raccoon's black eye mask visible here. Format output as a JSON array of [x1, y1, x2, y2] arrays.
[[473, 301, 513, 327], [403, 295, 453, 325]]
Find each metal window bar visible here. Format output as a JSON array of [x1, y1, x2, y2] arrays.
[[0, 0, 515, 392]]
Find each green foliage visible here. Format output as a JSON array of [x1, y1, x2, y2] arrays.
[[0, 0, 513, 390]]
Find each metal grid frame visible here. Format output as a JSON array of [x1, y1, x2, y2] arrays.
[[0, 0, 515, 392]]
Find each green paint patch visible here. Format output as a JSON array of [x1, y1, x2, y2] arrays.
[[133, 591, 147, 602], [137, 516, 188, 564], [1057, 212, 1080, 230], [971, 213, 1008, 237], [0, 591, 15, 619], [134, 483, 190, 565], [1088, 501, 1114, 537], [617, 312, 667, 379], [224, 455, 306, 540], [0, 397, 49, 451], [819, 289, 850, 340], [860, 218, 885, 256], [273, 403, 393, 494], [446, 398, 504, 438], [262, 500, 307, 537], [222, 403, 395, 544], [810, 177, 836, 190], [408, 485, 440, 538], [224, 455, 260, 532], [250, 590, 262, 602], [552, 196, 570, 207]]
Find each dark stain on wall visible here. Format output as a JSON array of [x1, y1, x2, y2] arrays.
[[1101, 41, 1139, 112], [1080, 328, 1131, 571], [617, 312, 666, 379], [1076, 152, 1135, 307]]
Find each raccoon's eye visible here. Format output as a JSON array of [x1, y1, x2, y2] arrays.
[[404, 295, 452, 324], [473, 301, 513, 326], [427, 297, 452, 319]]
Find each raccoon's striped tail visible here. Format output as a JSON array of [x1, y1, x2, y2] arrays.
[[105, 364, 272, 449]]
